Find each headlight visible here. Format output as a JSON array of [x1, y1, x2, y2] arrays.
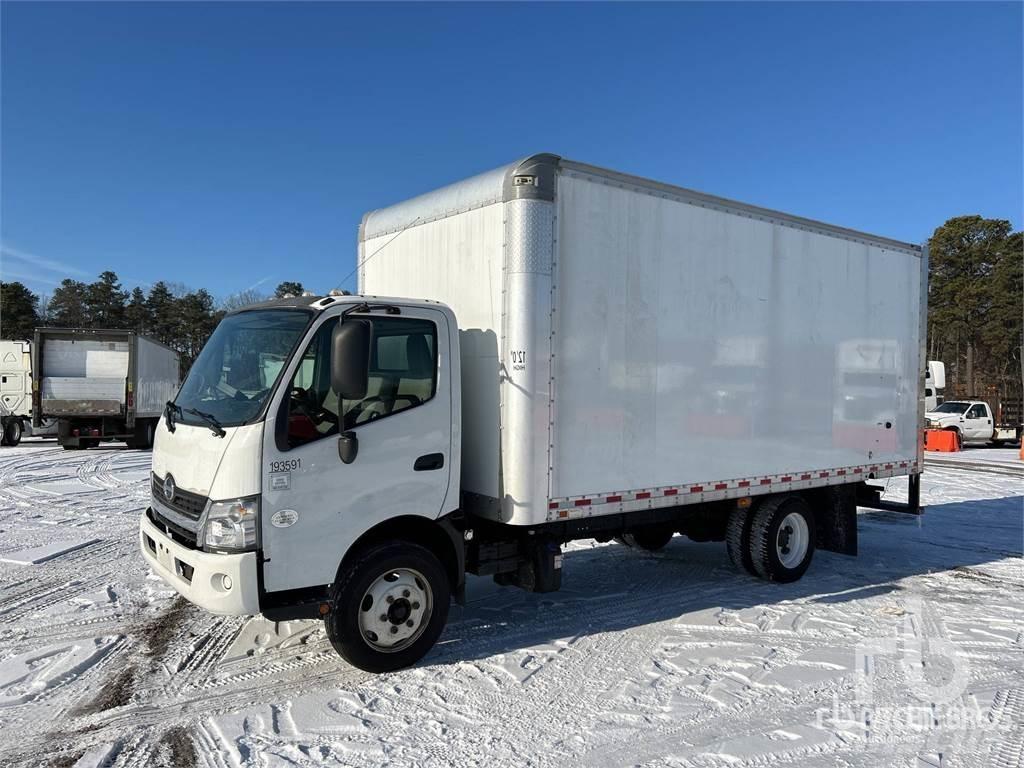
[[202, 496, 259, 551]]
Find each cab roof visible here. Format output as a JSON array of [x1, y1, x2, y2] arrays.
[[226, 294, 448, 315]]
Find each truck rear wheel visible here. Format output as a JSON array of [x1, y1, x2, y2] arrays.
[[127, 419, 155, 450], [725, 504, 757, 575], [748, 496, 816, 583], [325, 541, 450, 673]]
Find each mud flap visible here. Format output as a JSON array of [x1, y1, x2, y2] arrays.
[[807, 485, 858, 556]]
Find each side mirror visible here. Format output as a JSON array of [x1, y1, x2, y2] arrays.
[[331, 319, 371, 399]]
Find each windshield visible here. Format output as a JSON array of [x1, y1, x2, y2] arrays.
[[174, 309, 313, 427], [932, 401, 970, 414]]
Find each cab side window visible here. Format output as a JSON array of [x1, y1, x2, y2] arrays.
[[342, 317, 437, 429], [285, 322, 340, 447], [967, 404, 986, 419], [284, 316, 438, 448]]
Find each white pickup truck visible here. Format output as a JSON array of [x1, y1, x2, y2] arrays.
[[926, 400, 1022, 447]]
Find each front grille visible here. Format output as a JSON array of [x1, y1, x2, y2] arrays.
[[151, 473, 208, 520], [147, 508, 199, 549]]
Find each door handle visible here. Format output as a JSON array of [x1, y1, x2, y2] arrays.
[[414, 453, 444, 471]]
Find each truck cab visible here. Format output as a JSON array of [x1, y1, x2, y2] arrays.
[[140, 295, 465, 672], [0, 340, 32, 445], [926, 400, 995, 445]]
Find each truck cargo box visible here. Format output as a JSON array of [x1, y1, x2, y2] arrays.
[[33, 328, 181, 427], [362, 154, 925, 527]]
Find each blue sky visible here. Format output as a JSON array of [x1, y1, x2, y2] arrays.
[[2, 2, 1021, 301]]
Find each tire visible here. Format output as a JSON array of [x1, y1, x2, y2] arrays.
[[3, 420, 22, 447], [620, 524, 675, 552], [725, 504, 757, 575], [62, 443, 84, 450], [748, 496, 816, 583], [128, 419, 155, 450], [325, 541, 450, 673]]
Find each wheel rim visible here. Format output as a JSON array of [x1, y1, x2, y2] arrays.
[[776, 511, 809, 569], [357, 567, 433, 653]]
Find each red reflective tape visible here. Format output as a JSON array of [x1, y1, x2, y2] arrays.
[[738, 481, 750, 488], [606, 495, 622, 503], [801, 474, 811, 480], [870, 466, 879, 472], [837, 469, 847, 476], [689, 486, 703, 493], [781, 476, 792, 482], [636, 491, 651, 500], [760, 478, 772, 485], [715, 483, 728, 490], [853, 468, 863, 474], [820, 471, 829, 478], [900, 462, 908, 467], [885, 464, 893, 469], [574, 499, 591, 507], [548, 502, 558, 510], [664, 489, 679, 496]]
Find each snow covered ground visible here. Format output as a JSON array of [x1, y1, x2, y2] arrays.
[[0, 439, 1020, 768]]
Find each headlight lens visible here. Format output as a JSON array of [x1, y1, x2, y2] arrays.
[[202, 496, 259, 551]]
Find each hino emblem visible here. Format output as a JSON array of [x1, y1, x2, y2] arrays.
[[163, 474, 176, 503]]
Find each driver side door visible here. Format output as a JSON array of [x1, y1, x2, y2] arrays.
[[963, 404, 991, 440], [259, 308, 453, 594]]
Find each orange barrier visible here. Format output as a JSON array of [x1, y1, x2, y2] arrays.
[[924, 429, 959, 452]]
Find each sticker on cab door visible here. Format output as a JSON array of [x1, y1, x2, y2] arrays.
[[270, 472, 291, 491], [271, 509, 299, 528]]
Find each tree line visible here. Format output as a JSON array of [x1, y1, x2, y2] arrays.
[[1, 214, 1021, 399], [926, 216, 1022, 409], [0, 274, 306, 370]]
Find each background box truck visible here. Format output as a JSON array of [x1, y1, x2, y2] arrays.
[[33, 328, 181, 449], [141, 154, 926, 672]]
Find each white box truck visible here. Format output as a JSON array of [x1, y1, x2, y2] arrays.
[[33, 328, 181, 449], [140, 154, 926, 672]]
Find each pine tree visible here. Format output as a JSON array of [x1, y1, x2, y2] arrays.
[[87, 271, 128, 328], [146, 282, 178, 345], [48, 279, 91, 327], [124, 286, 150, 333], [274, 281, 305, 299], [0, 281, 41, 339]]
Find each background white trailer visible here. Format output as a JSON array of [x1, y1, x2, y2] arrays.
[[360, 154, 926, 526], [33, 328, 180, 449]]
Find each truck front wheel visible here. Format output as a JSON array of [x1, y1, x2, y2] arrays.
[[2, 419, 22, 447], [748, 496, 816, 583], [325, 541, 450, 673]]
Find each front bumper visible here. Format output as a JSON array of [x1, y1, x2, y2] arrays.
[[139, 511, 260, 615]]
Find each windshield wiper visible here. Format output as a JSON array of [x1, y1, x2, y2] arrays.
[[183, 407, 227, 438], [165, 401, 181, 433]]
